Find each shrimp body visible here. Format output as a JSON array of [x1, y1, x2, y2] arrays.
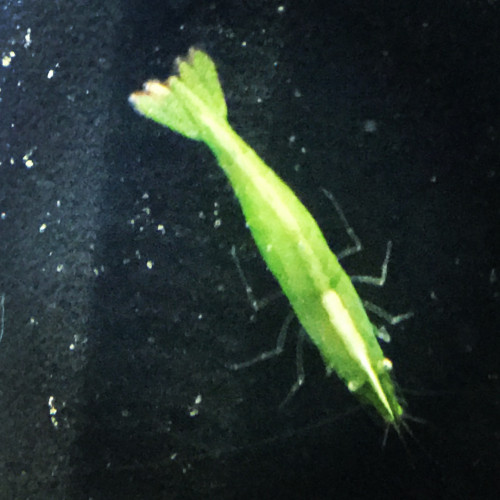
[[130, 48, 404, 430]]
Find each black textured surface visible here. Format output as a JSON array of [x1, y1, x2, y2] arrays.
[[0, 1, 498, 499]]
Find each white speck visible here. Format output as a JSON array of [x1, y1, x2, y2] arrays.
[[48, 396, 58, 428], [47, 69, 55, 79], [39, 223, 47, 233], [24, 28, 32, 48], [157, 224, 165, 235], [23, 149, 36, 169], [146, 260, 154, 269], [56, 264, 64, 272], [188, 393, 203, 417], [2, 51, 15, 67], [363, 119, 378, 133], [277, 5, 285, 13]]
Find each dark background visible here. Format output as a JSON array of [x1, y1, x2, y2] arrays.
[[0, 1, 498, 498]]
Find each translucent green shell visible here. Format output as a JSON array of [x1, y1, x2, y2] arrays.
[[130, 48, 404, 430]]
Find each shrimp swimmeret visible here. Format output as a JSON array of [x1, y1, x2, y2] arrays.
[[129, 48, 410, 433]]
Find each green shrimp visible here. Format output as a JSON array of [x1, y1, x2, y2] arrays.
[[129, 48, 406, 432]]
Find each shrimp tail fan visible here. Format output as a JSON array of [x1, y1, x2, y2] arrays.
[[129, 48, 228, 141]]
